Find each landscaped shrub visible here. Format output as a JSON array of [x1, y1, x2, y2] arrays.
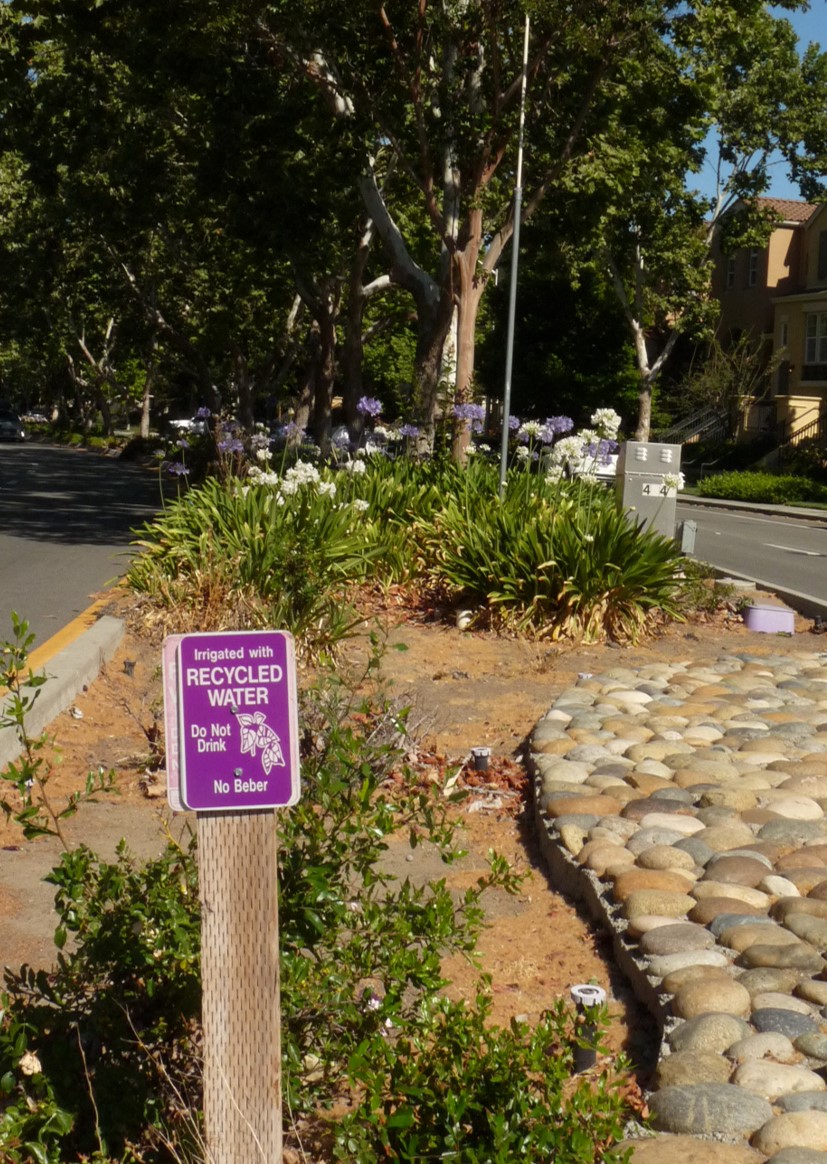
[[697, 469, 827, 505], [416, 470, 684, 640], [127, 470, 380, 652], [782, 441, 827, 485], [127, 408, 686, 645], [0, 651, 636, 1163]]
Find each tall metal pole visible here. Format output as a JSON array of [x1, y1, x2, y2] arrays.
[[498, 14, 530, 499]]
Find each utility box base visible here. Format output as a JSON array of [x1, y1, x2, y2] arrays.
[[743, 604, 795, 634]]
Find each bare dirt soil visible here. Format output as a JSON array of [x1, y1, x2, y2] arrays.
[[0, 585, 819, 1092]]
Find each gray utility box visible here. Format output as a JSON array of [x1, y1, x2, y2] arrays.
[[615, 441, 682, 539]]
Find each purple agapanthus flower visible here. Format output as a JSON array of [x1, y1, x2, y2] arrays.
[[453, 403, 486, 423], [168, 462, 190, 476], [218, 437, 245, 455], [282, 421, 306, 441], [176, 438, 190, 450], [544, 416, 574, 434], [195, 406, 212, 419], [582, 438, 618, 464], [508, 415, 521, 431], [357, 395, 383, 418], [399, 423, 420, 439]]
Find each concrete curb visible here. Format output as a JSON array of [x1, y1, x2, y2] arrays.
[[679, 494, 827, 526], [0, 615, 125, 769]]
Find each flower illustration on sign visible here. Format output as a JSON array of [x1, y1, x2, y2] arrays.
[[237, 712, 285, 774]]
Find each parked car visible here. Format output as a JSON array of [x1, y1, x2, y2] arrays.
[[0, 410, 26, 441], [167, 415, 209, 436]]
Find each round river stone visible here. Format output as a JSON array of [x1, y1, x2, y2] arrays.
[[650, 1083, 772, 1136]]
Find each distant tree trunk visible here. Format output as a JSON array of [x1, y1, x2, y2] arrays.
[[141, 337, 157, 438], [234, 349, 255, 431]]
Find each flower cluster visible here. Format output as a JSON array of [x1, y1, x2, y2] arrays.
[[357, 396, 383, 418], [512, 415, 576, 445], [591, 408, 622, 441]]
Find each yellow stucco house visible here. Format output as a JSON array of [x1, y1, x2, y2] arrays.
[[712, 197, 827, 445]]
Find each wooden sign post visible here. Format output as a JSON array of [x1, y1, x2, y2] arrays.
[[163, 631, 300, 1164]]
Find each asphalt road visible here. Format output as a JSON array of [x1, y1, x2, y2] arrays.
[[0, 442, 164, 648], [676, 502, 827, 602]]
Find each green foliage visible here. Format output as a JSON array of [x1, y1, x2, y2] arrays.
[[697, 470, 827, 505], [0, 646, 637, 1163], [127, 471, 378, 651], [340, 999, 632, 1164], [1, 614, 114, 848], [127, 451, 687, 644], [415, 466, 684, 641], [782, 440, 827, 486], [674, 559, 735, 616], [0, 838, 202, 1163]]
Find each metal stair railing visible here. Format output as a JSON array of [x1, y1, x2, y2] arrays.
[[777, 410, 827, 466], [654, 406, 729, 445]]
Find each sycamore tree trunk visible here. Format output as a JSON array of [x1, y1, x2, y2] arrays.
[[233, 349, 256, 431], [451, 209, 487, 462], [295, 275, 340, 458]]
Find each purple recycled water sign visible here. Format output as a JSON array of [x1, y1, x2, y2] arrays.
[[170, 630, 300, 812]]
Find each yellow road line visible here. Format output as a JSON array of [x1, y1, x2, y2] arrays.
[[28, 597, 113, 671]]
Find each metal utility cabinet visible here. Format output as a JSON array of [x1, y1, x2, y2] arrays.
[[615, 441, 682, 539]]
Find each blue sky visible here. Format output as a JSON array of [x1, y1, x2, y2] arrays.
[[692, 2, 826, 203]]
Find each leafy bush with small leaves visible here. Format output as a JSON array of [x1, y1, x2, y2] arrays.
[[674, 559, 735, 615], [1, 614, 114, 847], [782, 440, 827, 485], [697, 470, 827, 505]]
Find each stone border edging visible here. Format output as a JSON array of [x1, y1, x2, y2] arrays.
[[529, 779, 672, 1039]]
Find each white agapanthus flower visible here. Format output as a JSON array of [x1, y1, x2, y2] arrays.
[[281, 478, 299, 496], [663, 472, 686, 491], [345, 458, 367, 475], [255, 447, 272, 463], [545, 465, 564, 483], [478, 443, 491, 453], [590, 408, 621, 440], [282, 461, 320, 491], [353, 498, 370, 512], [515, 445, 531, 461], [549, 435, 585, 465], [318, 480, 336, 498], [517, 420, 543, 440]]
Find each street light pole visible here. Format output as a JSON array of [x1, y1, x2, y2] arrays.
[[498, 14, 530, 499]]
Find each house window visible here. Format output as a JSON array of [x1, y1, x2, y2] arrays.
[[780, 321, 788, 348], [805, 312, 827, 364], [725, 256, 736, 289], [818, 231, 827, 282], [748, 248, 760, 287]]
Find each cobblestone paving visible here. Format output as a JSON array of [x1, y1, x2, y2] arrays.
[[528, 649, 827, 1162]]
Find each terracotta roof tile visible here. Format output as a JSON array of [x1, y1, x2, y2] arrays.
[[754, 197, 819, 223]]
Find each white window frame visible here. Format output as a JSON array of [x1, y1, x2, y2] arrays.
[[805, 312, 827, 365], [725, 255, 736, 289]]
